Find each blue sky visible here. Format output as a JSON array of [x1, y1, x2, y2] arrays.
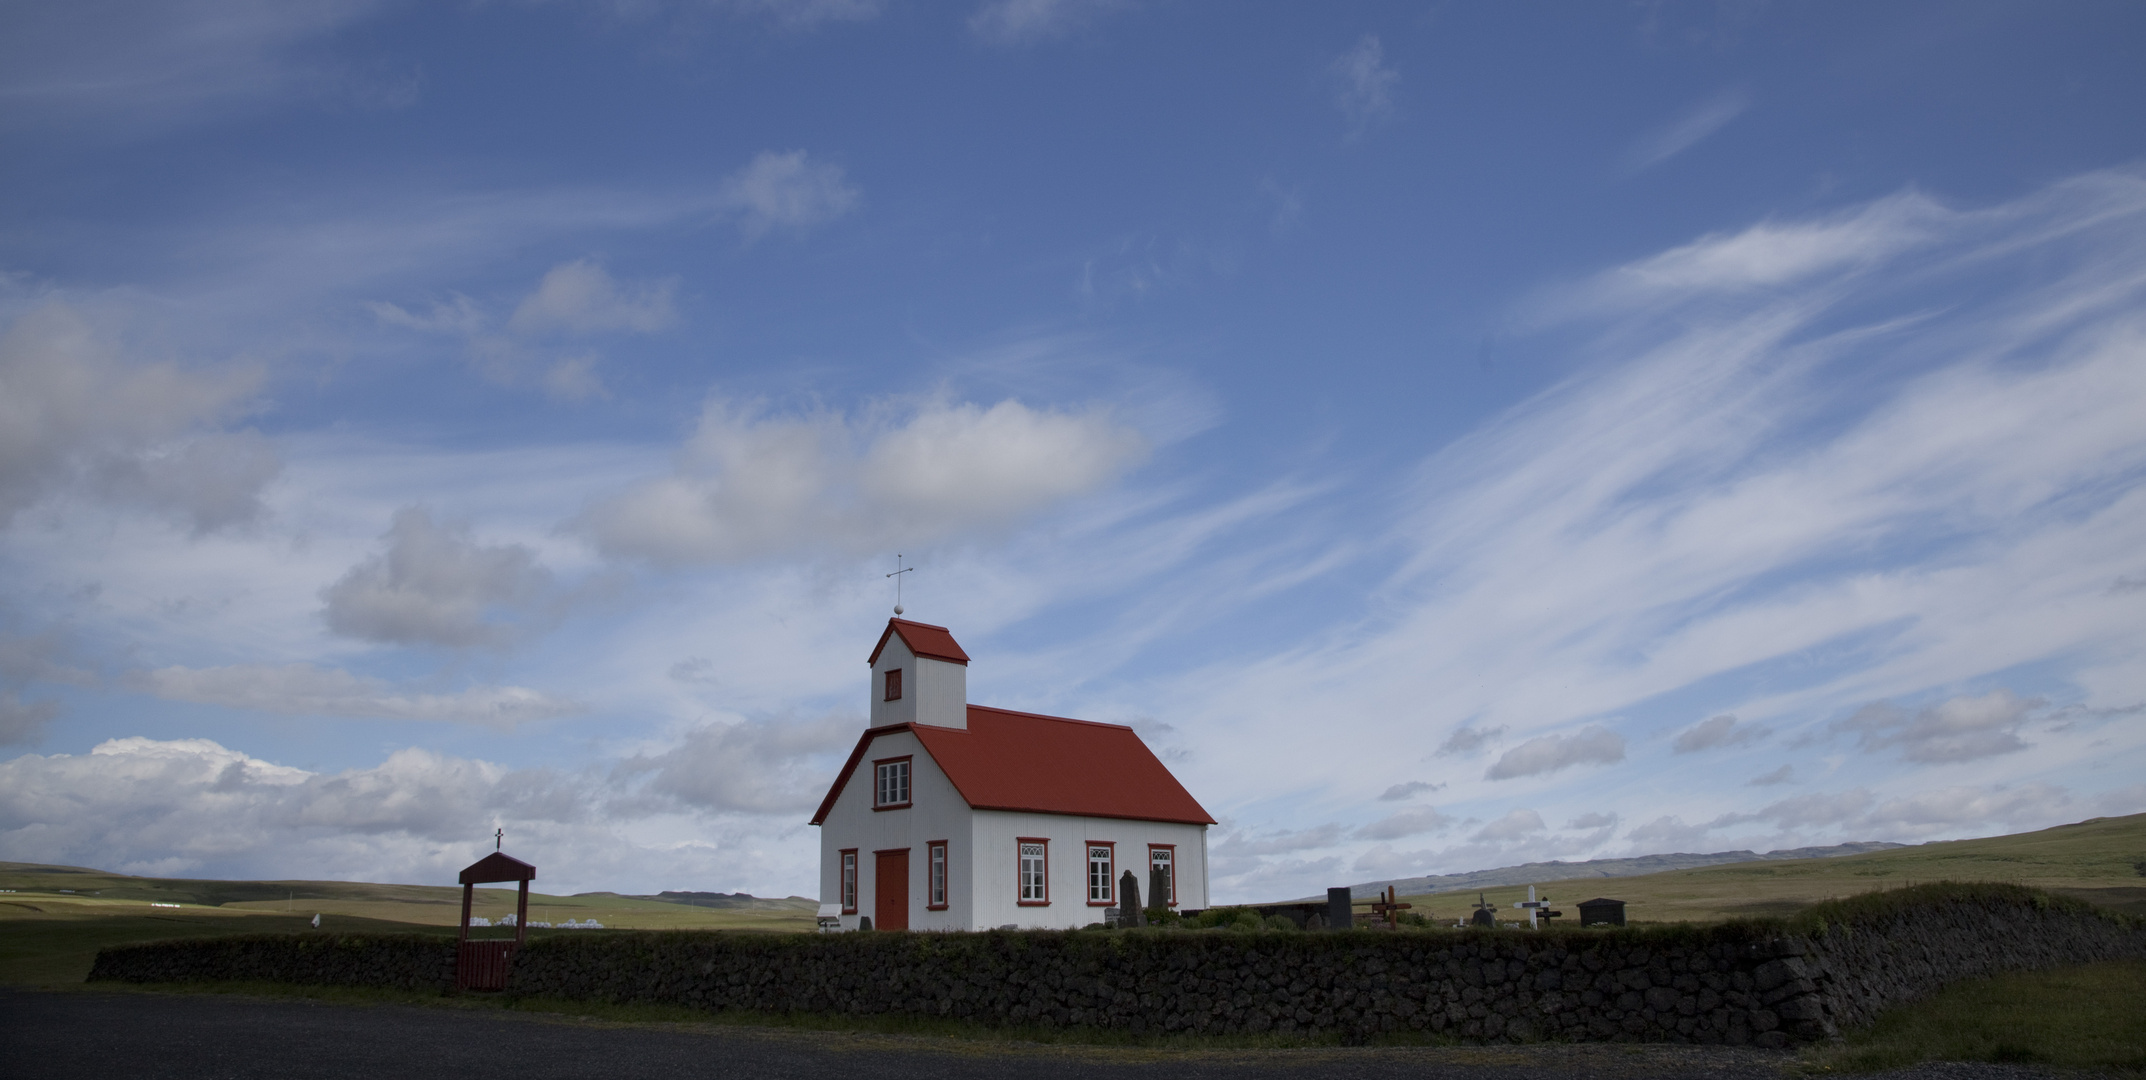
[[2, 0, 2144, 901]]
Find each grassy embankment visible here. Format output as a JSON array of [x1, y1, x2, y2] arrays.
[[1392, 811, 2146, 925], [0, 861, 816, 985]]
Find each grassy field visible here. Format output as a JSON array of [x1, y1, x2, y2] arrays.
[[1394, 812, 2146, 925], [1808, 959, 2146, 1073], [0, 861, 818, 986]]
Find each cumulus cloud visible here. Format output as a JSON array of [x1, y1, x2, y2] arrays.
[[716, 150, 859, 238], [968, 0, 1127, 44], [1485, 725, 1624, 780], [1213, 823, 1347, 859], [1621, 88, 1747, 174], [506, 259, 675, 336], [372, 260, 676, 402], [577, 396, 1148, 564], [1329, 34, 1398, 135], [1354, 806, 1452, 840], [127, 663, 578, 728], [1434, 724, 1502, 756], [1472, 808, 1547, 842], [1833, 689, 2040, 764], [320, 507, 556, 649], [1378, 780, 1441, 801], [1566, 811, 1617, 830], [1748, 764, 1795, 786], [1673, 713, 1770, 753], [0, 734, 806, 897], [617, 713, 854, 814], [0, 695, 59, 747], [0, 301, 277, 530]]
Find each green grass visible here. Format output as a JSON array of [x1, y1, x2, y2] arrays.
[[1803, 960, 2146, 1074], [0, 912, 446, 985], [1400, 812, 2146, 924]]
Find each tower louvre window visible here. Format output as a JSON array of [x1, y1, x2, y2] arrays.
[[884, 667, 902, 701]]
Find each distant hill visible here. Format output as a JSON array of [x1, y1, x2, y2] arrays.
[[1335, 841, 1906, 900], [573, 890, 816, 911]]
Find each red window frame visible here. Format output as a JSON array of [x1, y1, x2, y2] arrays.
[[883, 667, 902, 701], [926, 840, 949, 910], [839, 849, 858, 915], [1148, 844, 1178, 907], [1085, 840, 1116, 906], [871, 755, 912, 811], [1016, 837, 1049, 906]]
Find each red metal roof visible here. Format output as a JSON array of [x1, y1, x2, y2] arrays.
[[459, 851, 535, 884], [810, 705, 1214, 827], [867, 618, 971, 667]]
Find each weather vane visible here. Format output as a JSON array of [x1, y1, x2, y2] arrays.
[[887, 555, 913, 616]]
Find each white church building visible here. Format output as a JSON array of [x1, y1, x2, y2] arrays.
[[812, 618, 1214, 931]]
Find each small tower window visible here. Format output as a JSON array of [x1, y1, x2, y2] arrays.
[[884, 667, 903, 701]]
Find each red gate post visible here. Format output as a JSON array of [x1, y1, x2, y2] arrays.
[[455, 851, 536, 991]]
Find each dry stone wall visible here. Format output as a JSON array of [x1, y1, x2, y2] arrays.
[[88, 933, 454, 990], [90, 887, 2142, 1046]]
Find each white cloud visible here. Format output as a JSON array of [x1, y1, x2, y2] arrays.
[[577, 396, 1148, 564], [1434, 724, 1503, 756], [127, 663, 579, 728], [0, 301, 277, 531], [615, 712, 855, 814], [1355, 806, 1452, 840], [1833, 689, 2041, 764], [0, 0, 396, 133], [968, 0, 1127, 45], [1377, 780, 1441, 801], [0, 736, 815, 893], [1620, 88, 1747, 173], [1672, 713, 1769, 753], [1472, 808, 1546, 841], [505, 259, 675, 336], [1329, 34, 1398, 135], [319, 506, 557, 649], [0, 694, 59, 747], [716, 150, 859, 238], [1485, 725, 1625, 780], [1748, 764, 1794, 786], [1566, 811, 1617, 829]]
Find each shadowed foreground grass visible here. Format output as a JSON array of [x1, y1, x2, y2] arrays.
[[1806, 960, 2146, 1074]]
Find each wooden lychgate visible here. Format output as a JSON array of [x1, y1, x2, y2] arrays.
[[455, 850, 535, 991]]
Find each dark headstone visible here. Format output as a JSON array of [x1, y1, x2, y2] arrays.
[[857, 916, 874, 931], [1327, 887, 1352, 930], [1119, 870, 1144, 926], [1150, 866, 1169, 911], [1577, 898, 1627, 927]]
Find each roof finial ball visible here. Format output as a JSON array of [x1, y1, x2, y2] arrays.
[[886, 554, 913, 617]]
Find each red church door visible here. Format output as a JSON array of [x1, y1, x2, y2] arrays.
[[875, 849, 909, 930]]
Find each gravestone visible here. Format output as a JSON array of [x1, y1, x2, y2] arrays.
[[1327, 887, 1352, 930], [1150, 866, 1169, 913], [1118, 870, 1145, 926]]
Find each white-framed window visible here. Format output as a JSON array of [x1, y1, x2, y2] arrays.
[[928, 842, 947, 908], [840, 849, 858, 914], [1087, 845, 1113, 904], [1150, 846, 1175, 905], [873, 758, 910, 808], [1017, 840, 1048, 904]]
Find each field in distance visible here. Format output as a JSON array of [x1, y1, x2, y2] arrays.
[[1391, 812, 2146, 926], [0, 863, 818, 985]]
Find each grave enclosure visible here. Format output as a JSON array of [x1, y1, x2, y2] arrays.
[[88, 884, 2144, 1046]]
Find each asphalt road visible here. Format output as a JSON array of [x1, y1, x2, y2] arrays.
[[0, 989, 2057, 1080]]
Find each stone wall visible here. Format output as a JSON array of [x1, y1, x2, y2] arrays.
[[90, 885, 2142, 1046], [87, 933, 454, 991]]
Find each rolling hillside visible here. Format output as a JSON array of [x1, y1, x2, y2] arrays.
[[1388, 813, 2146, 925]]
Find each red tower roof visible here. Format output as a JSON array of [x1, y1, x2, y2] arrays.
[[867, 618, 970, 666], [811, 705, 1214, 827]]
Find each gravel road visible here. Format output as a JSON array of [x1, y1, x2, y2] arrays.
[[0, 988, 2078, 1080]]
